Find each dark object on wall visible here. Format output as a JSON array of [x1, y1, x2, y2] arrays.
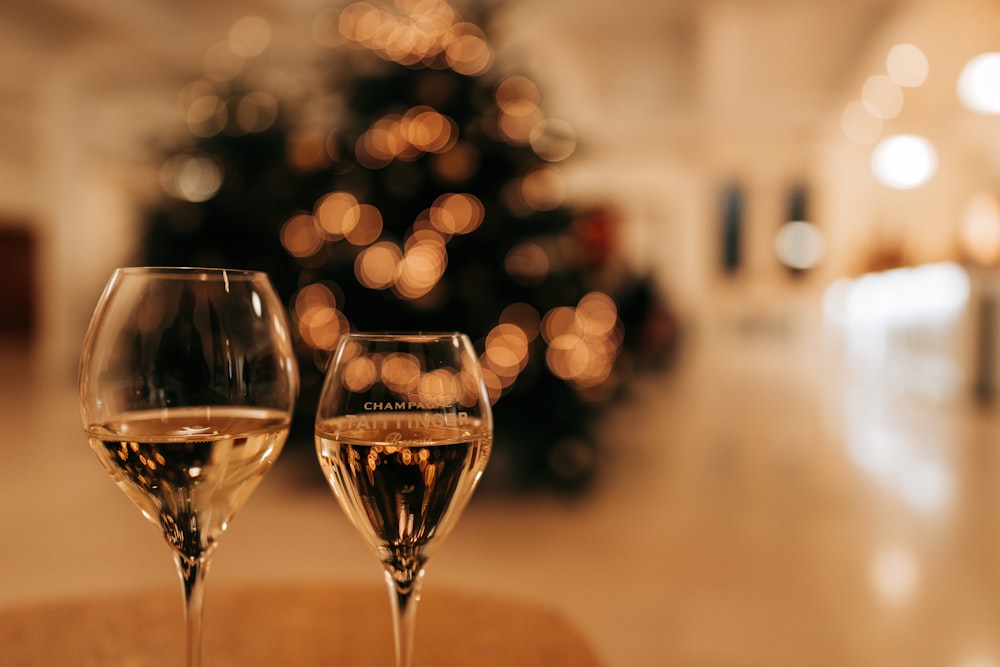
[[0, 226, 36, 340], [721, 185, 743, 274]]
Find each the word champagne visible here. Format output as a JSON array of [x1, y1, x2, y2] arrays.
[[316, 412, 491, 581], [87, 406, 289, 560]]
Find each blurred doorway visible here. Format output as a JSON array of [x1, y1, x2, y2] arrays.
[[0, 226, 36, 341]]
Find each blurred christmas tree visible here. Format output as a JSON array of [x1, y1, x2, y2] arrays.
[[142, 0, 674, 491]]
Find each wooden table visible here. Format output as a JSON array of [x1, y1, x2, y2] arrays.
[[0, 581, 604, 666]]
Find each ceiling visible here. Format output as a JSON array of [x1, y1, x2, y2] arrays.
[[0, 0, 917, 203]]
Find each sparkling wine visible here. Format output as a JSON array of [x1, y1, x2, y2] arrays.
[[316, 413, 491, 580], [87, 406, 289, 560]]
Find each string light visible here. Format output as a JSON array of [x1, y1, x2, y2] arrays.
[[871, 134, 937, 189], [541, 292, 622, 389], [333, 0, 491, 73]]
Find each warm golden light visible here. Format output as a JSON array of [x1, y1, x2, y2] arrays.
[[429, 193, 484, 234], [861, 74, 903, 119], [871, 134, 937, 189], [312, 7, 342, 48], [160, 154, 224, 202], [335, 0, 489, 73], [496, 76, 540, 111], [186, 95, 227, 137], [540, 293, 622, 389], [294, 282, 337, 315], [355, 241, 403, 289], [504, 243, 549, 286], [775, 221, 825, 271], [480, 367, 503, 404], [294, 283, 347, 351], [530, 118, 577, 162], [343, 355, 378, 392], [841, 100, 883, 145], [287, 128, 331, 171], [357, 110, 457, 168], [235, 91, 278, 133], [541, 306, 577, 344], [381, 352, 421, 393], [521, 167, 566, 210], [281, 214, 323, 258], [444, 23, 492, 75], [345, 204, 383, 246], [315, 192, 361, 239], [958, 52, 1000, 114], [417, 368, 459, 405], [203, 40, 245, 81], [298, 305, 346, 350], [394, 239, 447, 299], [405, 107, 457, 153], [228, 15, 272, 58], [576, 292, 618, 338], [961, 191, 1000, 265], [480, 323, 530, 388], [886, 43, 928, 88]]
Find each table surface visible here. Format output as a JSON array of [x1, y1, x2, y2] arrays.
[[0, 581, 604, 666]]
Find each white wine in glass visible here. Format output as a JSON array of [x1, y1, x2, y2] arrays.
[[315, 332, 492, 667], [79, 267, 298, 667]]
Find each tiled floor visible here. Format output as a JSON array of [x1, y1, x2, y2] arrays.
[[3, 292, 1000, 666]]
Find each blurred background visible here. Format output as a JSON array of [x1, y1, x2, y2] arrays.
[[4, 0, 1000, 665]]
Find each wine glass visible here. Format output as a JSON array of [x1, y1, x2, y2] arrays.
[[315, 332, 493, 667], [78, 267, 298, 667]]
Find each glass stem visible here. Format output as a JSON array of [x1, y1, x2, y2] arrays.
[[385, 567, 425, 667], [175, 553, 210, 667]]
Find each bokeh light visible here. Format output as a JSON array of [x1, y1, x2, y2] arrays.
[[186, 94, 227, 137], [958, 52, 1000, 114], [505, 242, 549, 286], [357, 109, 458, 168], [961, 191, 1000, 265], [496, 75, 543, 146], [228, 16, 272, 58], [775, 220, 825, 271], [541, 292, 622, 390], [382, 352, 421, 393], [520, 166, 566, 210], [160, 154, 224, 202], [334, 0, 491, 74], [886, 43, 928, 88], [861, 74, 903, 119], [345, 204, 383, 246], [281, 213, 324, 258], [293, 282, 349, 351], [394, 235, 447, 299], [443, 22, 493, 75], [355, 241, 403, 289], [343, 355, 378, 392], [841, 100, 883, 145], [234, 91, 278, 133], [429, 193, 484, 234], [203, 40, 245, 81], [417, 368, 460, 405], [871, 134, 937, 189], [530, 118, 577, 162], [315, 191, 361, 239], [479, 323, 530, 390]]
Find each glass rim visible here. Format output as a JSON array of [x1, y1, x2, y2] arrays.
[[114, 266, 268, 280], [342, 331, 469, 342]]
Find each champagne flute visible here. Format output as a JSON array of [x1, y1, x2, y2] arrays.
[[315, 332, 493, 667], [78, 267, 298, 667]]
